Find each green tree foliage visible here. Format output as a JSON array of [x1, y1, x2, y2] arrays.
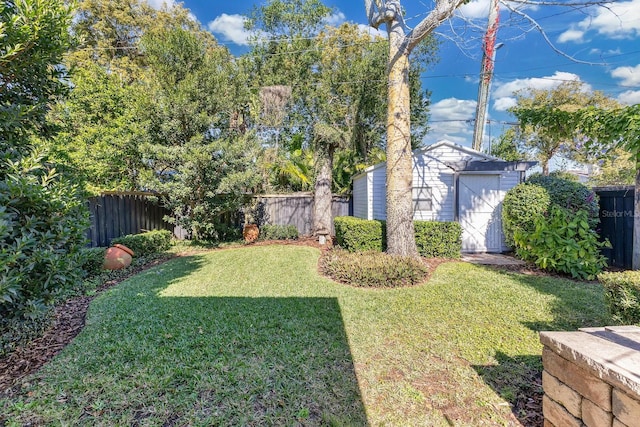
[[139, 26, 260, 240], [0, 0, 89, 345], [0, 0, 72, 158], [488, 128, 528, 161], [509, 81, 619, 175], [47, 64, 146, 193]]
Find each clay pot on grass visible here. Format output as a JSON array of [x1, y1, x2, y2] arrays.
[[243, 224, 260, 243], [103, 244, 134, 270]]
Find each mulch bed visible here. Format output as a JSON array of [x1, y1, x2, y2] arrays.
[[0, 257, 171, 397], [0, 242, 544, 426]]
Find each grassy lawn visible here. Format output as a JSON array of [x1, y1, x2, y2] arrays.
[[1, 245, 610, 426]]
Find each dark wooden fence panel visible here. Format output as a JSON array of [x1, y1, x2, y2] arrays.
[[256, 193, 351, 236], [87, 193, 174, 247], [595, 186, 634, 270]]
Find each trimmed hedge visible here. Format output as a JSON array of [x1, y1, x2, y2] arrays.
[[414, 221, 461, 259], [334, 216, 385, 252], [258, 224, 299, 241], [319, 249, 429, 288], [111, 229, 173, 256], [598, 271, 640, 325], [334, 216, 461, 258]]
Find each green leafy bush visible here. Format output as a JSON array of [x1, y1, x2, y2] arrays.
[[334, 216, 385, 252], [502, 183, 550, 248], [80, 247, 106, 278], [111, 229, 173, 256], [527, 173, 599, 227], [414, 221, 462, 258], [0, 155, 89, 355], [319, 250, 429, 288], [598, 271, 640, 325], [258, 224, 299, 241], [514, 206, 608, 280]]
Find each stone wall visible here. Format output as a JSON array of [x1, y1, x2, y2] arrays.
[[540, 326, 640, 427]]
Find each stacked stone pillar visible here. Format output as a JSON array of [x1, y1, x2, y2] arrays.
[[540, 326, 640, 427]]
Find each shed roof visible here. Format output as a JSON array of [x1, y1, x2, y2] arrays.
[[353, 139, 508, 180]]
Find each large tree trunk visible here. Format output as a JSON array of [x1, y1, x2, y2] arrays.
[[313, 143, 335, 239], [385, 24, 418, 257], [633, 163, 640, 270]]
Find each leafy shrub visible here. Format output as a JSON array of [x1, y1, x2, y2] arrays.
[[111, 229, 173, 256], [0, 154, 89, 326], [414, 221, 462, 258], [514, 206, 608, 280], [0, 310, 54, 357], [527, 173, 599, 227], [502, 183, 550, 248], [598, 271, 640, 325], [258, 224, 299, 240], [80, 247, 106, 278], [320, 249, 429, 288], [334, 216, 385, 252]]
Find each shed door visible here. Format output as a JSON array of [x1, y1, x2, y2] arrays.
[[459, 174, 504, 253]]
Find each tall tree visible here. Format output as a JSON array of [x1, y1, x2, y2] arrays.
[[138, 26, 260, 240], [365, 0, 614, 256], [365, 0, 465, 256]]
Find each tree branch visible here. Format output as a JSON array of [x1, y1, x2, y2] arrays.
[[405, 0, 467, 52], [500, 0, 608, 65]]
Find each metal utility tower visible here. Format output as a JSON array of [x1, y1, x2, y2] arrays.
[[472, 0, 500, 152]]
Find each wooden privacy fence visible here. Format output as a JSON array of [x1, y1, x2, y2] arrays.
[[87, 192, 173, 247], [87, 192, 351, 246], [595, 186, 634, 270], [255, 193, 351, 236]]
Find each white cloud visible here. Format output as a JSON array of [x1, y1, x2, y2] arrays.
[[611, 64, 640, 86], [559, 0, 640, 42], [493, 97, 517, 111], [424, 98, 477, 145], [557, 29, 584, 44], [357, 24, 387, 39], [618, 90, 640, 105], [324, 11, 346, 26], [456, 0, 490, 20], [146, 0, 176, 9], [492, 72, 589, 111], [207, 14, 253, 46]]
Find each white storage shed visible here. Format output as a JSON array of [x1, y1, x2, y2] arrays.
[[352, 140, 536, 253]]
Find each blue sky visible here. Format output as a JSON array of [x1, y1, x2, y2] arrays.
[[149, 0, 640, 149]]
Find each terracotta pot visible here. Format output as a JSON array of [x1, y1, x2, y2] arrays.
[[243, 224, 259, 243], [103, 244, 134, 270]]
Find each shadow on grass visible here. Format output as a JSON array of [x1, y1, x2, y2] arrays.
[[470, 266, 611, 427], [473, 351, 543, 427], [480, 265, 612, 332], [5, 254, 368, 426]]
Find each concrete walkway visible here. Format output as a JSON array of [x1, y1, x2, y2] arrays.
[[461, 253, 526, 266]]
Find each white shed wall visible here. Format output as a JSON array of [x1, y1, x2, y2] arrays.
[[352, 174, 369, 219]]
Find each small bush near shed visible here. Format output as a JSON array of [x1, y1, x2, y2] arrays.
[[598, 271, 640, 325], [527, 173, 599, 227], [334, 216, 385, 252], [320, 249, 429, 288], [111, 229, 172, 256], [258, 224, 299, 240], [502, 183, 550, 248], [414, 221, 461, 259], [514, 206, 608, 280]]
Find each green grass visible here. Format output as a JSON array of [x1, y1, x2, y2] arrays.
[[1, 245, 610, 426]]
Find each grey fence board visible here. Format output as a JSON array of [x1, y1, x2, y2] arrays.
[[595, 186, 634, 270], [87, 193, 173, 247], [255, 193, 351, 236]]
